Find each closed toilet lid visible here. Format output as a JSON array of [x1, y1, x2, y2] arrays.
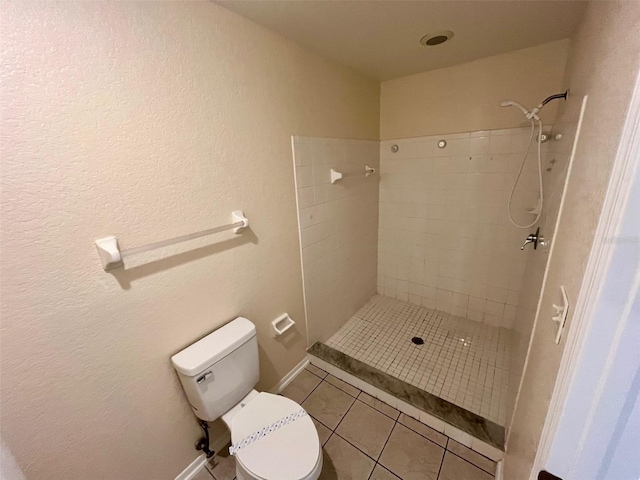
[[231, 392, 320, 480]]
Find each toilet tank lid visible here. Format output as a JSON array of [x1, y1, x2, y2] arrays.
[[171, 317, 256, 376]]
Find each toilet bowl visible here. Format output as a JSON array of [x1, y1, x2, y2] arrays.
[[223, 391, 322, 480], [171, 317, 323, 480]]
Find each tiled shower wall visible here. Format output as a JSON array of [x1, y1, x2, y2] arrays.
[[378, 128, 547, 328], [292, 137, 379, 345]]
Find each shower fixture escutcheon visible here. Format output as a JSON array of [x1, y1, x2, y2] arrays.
[[538, 131, 552, 143]]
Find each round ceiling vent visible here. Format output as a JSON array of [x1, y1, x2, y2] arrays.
[[420, 30, 454, 47]]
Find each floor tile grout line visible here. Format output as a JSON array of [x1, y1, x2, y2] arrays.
[[446, 437, 497, 464], [306, 363, 329, 378], [321, 378, 360, 401], [329, 381, 359, 436], [306, 376, 360, 433], [319, 398, 382, 476], [444, 448, 497, 477], [367, 413, 400, 480], [305, 364, 496, 478], [298, 371, 327, 405], [332, 430, 384, 465], [309, 366, 495, 478], [205, 466, 216, 480], [237, 365, 494, 480], [303, 376, 339, 432], [292, 378, 382, 477], [396, 414, 448, 450], [354, 395, 399, 421], [374, 464, 402, 480], [309, 413, 333, 434], [310, 347, 499, 448], [435, 441, 447, 480], [326, 373, 448, 450], [324, 374, 361, 399], [305, 367, 325, 382], [324, 381, 396, 469]]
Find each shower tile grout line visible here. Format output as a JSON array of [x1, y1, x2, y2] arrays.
[[326, 295, 510, 424]]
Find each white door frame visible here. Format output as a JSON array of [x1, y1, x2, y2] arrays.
[[530, 71, 640, 478]]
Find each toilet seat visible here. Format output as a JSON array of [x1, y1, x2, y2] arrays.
[[231, 392, 321, 480]]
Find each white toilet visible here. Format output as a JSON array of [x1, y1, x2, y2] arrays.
[[171, 317, 322, 480]]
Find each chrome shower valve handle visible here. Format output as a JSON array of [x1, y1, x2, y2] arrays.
[[521, 227, 541, 250]]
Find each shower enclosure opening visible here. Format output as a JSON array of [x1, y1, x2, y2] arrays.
[[291, 96, 577, 453]]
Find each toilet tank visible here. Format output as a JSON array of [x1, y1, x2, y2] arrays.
[[171, 317, 259, 421]]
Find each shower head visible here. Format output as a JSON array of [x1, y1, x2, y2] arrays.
[[499, 100, 531, 117], [500, 92, 566, 122]]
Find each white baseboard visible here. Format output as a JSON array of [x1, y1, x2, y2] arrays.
[[175, 453, 207, 480], [269, 357, 309, 394]]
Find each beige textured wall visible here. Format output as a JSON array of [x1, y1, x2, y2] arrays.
[[380, 40, 570, 140], [0, 2, 378, 480], [293, 137, 379, 344], [506, 115, 580, 430], [505, 2, 640, 478]]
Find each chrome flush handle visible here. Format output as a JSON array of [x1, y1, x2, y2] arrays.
[[521, 227, 541, 250], [196, 371, 213, 384]]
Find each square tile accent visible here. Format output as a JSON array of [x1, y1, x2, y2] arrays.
[[326, 295, 510, 425]]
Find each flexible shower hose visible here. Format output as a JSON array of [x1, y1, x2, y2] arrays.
[[507, 119, 544, 229]]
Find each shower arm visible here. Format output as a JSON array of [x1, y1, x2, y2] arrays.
[[530, 91, 569, 117], [541, 91, 568, 106]]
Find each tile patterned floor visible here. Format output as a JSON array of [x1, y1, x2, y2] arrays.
[[326, 295, 511, 425], [200, 364, 496, 480]]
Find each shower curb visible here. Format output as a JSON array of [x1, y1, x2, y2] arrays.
[[307, 341, 505, 452]]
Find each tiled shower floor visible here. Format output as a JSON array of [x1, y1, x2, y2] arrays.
[[326, 295, 511, 425]]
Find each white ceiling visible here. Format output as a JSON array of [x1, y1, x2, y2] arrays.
[[215, 0, 587, 81]]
